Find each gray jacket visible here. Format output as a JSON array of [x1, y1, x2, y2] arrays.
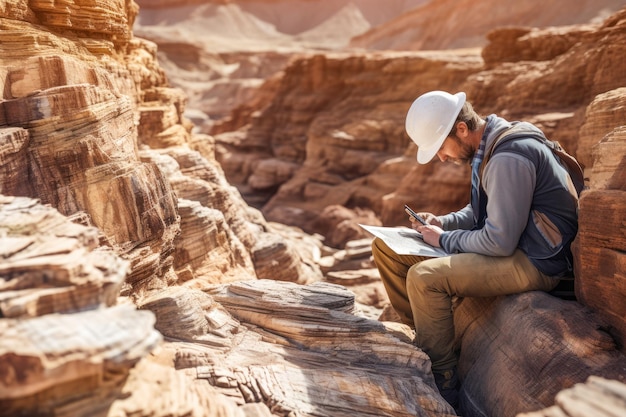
[[438, 115, 579, 277]]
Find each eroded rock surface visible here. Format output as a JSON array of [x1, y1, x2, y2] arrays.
[[455, 293, 626, 416], [200, 279, 456, 416], [573, 89, 626, 351], [0, 196, 162, 415]]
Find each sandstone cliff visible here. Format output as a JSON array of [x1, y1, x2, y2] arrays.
[[1, 1, 626, 417]]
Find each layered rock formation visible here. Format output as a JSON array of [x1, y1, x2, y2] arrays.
[[0, 195, 451, 416], [0, 195, 162, 415], [1, 1, 626, 417]]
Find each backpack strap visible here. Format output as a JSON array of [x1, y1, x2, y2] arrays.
[[480, 123, 586, 198]]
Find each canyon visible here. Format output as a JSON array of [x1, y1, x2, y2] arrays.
[[1, 1, 626, 417]]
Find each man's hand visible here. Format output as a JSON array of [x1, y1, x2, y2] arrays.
[[421, 212, 442, 227], [408, 212, 442, 228], [408, 212, 443, 247], [417, 224, 444, 247]]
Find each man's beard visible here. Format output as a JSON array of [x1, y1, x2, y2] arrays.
[[448, 133, 476, 165]]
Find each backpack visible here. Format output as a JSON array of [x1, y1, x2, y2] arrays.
[[483, 122, 586, 199]]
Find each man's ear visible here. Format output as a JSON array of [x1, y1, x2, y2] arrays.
[[456, 121, 469, 138]]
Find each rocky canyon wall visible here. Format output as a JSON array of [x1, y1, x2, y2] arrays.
[[0, 1, 341, 415], [0, 0, 325, 291]]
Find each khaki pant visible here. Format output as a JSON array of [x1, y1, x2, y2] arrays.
[[371, 237, 557, 372]]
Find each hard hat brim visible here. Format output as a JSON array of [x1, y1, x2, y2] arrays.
[[416, 92, 466, 164]]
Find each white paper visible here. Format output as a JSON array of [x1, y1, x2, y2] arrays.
[[359, 224, 449, 258]]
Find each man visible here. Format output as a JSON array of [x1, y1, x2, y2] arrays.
[[371, 91, 579, 408]]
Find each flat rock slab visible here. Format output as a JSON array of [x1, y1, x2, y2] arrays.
[[0, 304, 162, 414], [194, 279, 458, 416], [518, 376, 626, 417]]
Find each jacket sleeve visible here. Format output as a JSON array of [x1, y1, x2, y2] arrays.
[[438, 204, 475, 231], [439, 152, 536, 255]]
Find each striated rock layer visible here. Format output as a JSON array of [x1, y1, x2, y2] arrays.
[[0, 17, 181, 291], [0, 196, 126, 318], [0, 0, 320, 293]]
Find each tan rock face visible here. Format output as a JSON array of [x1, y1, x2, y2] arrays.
[[0, 22, 181, 288], [0, 128, 31, 197], [1, 2, 315, 292], [579, 88, 626, 170], [0, 303, 161, 413], [472, 10, 626, 149], [573, 91, 626, 351], [29, 0, 137, 41]]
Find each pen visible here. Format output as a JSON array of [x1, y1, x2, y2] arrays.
[[404, 204, 428, 225]]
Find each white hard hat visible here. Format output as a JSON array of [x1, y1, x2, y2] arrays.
[[405, 91, 466, 164]]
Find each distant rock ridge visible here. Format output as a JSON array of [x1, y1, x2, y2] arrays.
[[135, 0, 428, 33], [350, 0, 624, 50]]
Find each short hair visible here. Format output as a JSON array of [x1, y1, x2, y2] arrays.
[[449, 100, 481, 135]]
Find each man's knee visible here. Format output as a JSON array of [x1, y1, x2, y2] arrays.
[[408, 259, 450, 295], [407, 262, 431, 293], [371, 237, 390, 261], [371, 237, 381, 255]]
